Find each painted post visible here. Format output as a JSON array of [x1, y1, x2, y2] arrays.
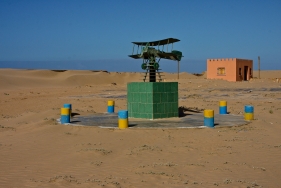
[[63, 103, 72, 116], [244, 105, 254, 120], [61, 108, 70, 124], [118, 110, 128, 129], [107, 100, 115, 113], [219, 101, 227, 114], [204, 109, 214, 127]]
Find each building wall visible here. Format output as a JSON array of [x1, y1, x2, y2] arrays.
[[236, 59, 253, 81], [207, 58, 253, 82], [207, 58, 237, 82]]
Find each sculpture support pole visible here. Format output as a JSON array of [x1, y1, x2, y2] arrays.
[[149, 57, 156, 82], [258, 56, 260, 79], [177, 61, 180, 80]]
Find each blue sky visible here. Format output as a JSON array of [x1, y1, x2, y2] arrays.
[[0, 0, 280, 73]]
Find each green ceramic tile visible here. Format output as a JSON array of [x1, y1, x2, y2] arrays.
[[135, 113, 140, 118], [152, 103, 157, 113], [146, 113, 152, 119], [172, 103, 177, 113], [145, 83, 153, 92], [128, 83, 134, 92], [165, 83, 171, 92], [165, 103, 171, 113], [167, 112, 173, 117], [136, 83, 140, 92], [136, 113, 141, 118], [159, 83, 166, 92], [161, 93, 167, 102], [174, 92, 178, 102], [153, 113, 158, 119], [172, 102, 178, 111], [133, 93, 140, 102], [128, 103, 132, 112], [145, 103, 153, 114], [164, 103, 169, 113], [163, 105, 167, 114], [139, 103, 145, 113], [140, 93, 147, 103], [133, 113, 139, 118], [153, 92, 161, 103], [152, 83, 157, 92], [132, 103, 138, 112], [160, 113, 166, 118], [147, 93, 153, 103], [138, 83, 145, 92], [157, 83, 162, 92], [127, 83, 132, 92], [167, 93, 174, 102], [127, 93, 133, 102], [157, 103, 164, 113], [140, 113, 146, 119], [170, 104, 175, 113], [154, 103, 159, 113], [171, 82, 178, 91], [170, 103, 175, 113]]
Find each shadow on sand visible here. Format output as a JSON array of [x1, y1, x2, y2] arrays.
[[178, 106, 203, 117]]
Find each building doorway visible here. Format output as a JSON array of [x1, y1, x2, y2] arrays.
[[244, 66, 248, 81]]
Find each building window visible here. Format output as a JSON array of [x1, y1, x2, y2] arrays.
[[217, 67, 225, 75], [239, 68, 242, 76], [250, 68, 252, 75]]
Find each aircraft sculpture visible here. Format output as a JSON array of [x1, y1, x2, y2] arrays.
[[129, 38, 183, 82]]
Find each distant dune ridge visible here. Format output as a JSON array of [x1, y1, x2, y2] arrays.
[[252, 70, 281, 79], [0, 68, 281, 187], [0, 69, 205, 88], [0, 69, 280, 89], [0, 69, 141, 88]]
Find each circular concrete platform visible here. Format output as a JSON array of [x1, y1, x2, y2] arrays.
[[63, 113, 249, 129]]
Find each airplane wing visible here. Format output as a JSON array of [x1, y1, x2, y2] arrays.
[[129, 52, 183, 61], [128, 53, 150, 59], [159, 50, 183, 61], [132, 38, 180, 46], [128, 54, 142, 59], [157, 52, 180, 61]]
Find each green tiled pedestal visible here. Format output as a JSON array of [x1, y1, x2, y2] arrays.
[[127, 82, 178, 119]]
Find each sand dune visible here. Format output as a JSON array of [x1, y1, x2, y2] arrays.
[[0, 69, 281, 187], [0, 69, 144, 88], [253, 70, 281, 79], [1, 69, 278, 89]]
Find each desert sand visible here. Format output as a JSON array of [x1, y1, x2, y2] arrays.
[[0, 68, 281, 187]]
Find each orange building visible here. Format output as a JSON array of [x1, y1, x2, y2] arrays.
[[207, 58, 253, 82]]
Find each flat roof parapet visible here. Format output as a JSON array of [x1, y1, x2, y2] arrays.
[[208, 58, 253, 62]]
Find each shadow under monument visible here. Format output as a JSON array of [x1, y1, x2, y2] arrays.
[[178, 106, 203, 117]]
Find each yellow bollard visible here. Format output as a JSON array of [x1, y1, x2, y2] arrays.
[[61, 108, 70, 124], [108, 100, 115, 113], [204, 109, 214, 127]]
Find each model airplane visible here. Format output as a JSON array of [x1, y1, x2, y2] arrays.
[[129, 38, 183, 82], [129, 38, 183, 61]]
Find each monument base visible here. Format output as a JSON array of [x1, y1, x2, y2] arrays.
[[127, 82, 178, 119]]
